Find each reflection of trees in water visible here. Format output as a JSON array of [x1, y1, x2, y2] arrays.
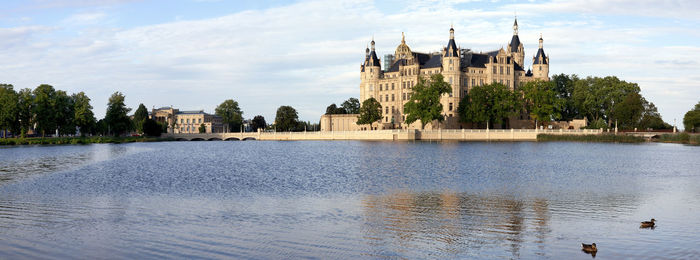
[[361, 191, 548, 258], [0, 145, 132, 185]]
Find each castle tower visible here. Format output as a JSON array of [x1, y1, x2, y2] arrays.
[[360, 38, 382, 102], [509, 17, 525, 67], [442, 26, 461, 125], [532, 34, 549, 80]]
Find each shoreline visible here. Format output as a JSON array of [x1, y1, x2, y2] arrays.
[[0, 136, 175, 146], [1, 133, 697, 146]]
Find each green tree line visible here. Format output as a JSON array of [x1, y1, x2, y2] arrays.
[[354, 73, 674, 131]]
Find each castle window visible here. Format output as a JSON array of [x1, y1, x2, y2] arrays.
[[539, 66, 542, 71], [403, 93, 406, 100], [391, 94, 395, 101], [449, 59, 453, 65], [507, 67, 510, 75], [402, 82, 406, 89], [471, 79, 475, 86], [391, 106, 395, 113], [500, 66, 503, 75], [379, 84, 382, 91], [385, 94, 388, 102], [370, 68, 373, 72], [385, 107, 389, 114], [449, 103, 453, 111], [493, 67, 496, 74], [392, 83, 395, 89]]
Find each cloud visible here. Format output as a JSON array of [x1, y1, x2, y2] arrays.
[[0, 0, 697, 126]]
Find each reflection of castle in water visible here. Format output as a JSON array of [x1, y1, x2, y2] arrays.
[[361, 191, 550, 258]]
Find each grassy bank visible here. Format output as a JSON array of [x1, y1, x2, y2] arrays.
[[657, 133, 700, 145], [0, 136, 175, 146], [537, 134, 645, 143]]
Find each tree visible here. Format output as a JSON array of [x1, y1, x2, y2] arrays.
[[33, 84, 57, 137], [638, 99, 671, 130], [403, 74, 451, 129], [325, 103, 344, 115], [133, 103, 149, 133], [341, 97, 360, 114], [105, 92, 132, 136], [521, 80, 561, 127], [251, 115, 266, 131], [356, 97, 382, 129], [683, 101, 700, 132], [551, 74, 580, 121], [275, 105, 299, 131], [0, 84, 18, 138], [458, 83, 521, 128], [198, 123, 206, 133], [142, 118, 162, 136], [54, 90, 75, 136], [17, 88, 34, 138], [72, 92, 96, 136], [215, 99, 243, 132], [611, 92, 644, 130], [573, 76, 640, 128]]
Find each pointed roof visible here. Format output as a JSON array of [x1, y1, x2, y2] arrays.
[[445, 27, 458, 57]]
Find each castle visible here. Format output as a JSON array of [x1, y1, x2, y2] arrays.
[[323, 18, 549, 131]]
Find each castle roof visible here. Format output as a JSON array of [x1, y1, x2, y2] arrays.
[[445, 38, 458, 57], [534, 48, 547, 64], [509, 35, 521, 52]]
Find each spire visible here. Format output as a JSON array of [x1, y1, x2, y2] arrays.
[[539, 33, 543, 49], [371, 36, 375, 51], [449, 26, 454, 40], [513, 17, 518, 35], [401, 32, 405, 44]]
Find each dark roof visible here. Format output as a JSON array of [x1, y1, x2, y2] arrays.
[[386, 52, 443, 72], [510, 35, 521, 52], [367, 50, 381, 68], [525, 68, 533, 76], [514, 61, 525, 71], [469, 53, 490, 68], [534, 48, 547, 64], [445, 39, 458, 57], [178, 110, 208, 115], [422, 55, 442, 68], [386, 59, 403, 72]]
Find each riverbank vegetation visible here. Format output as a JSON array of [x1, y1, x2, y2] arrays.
[[455, 74, 674, 130], [657, 133, 700, 145], [537, 134, 645, 143], [0, 136, 175, 145]]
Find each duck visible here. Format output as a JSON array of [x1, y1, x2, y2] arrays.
[[581, 243, 597, 253], [640, 218, 656, 228]]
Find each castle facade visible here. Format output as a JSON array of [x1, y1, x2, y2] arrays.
[[358, 18, 549, 129]]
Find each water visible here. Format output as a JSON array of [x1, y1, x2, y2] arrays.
[[0, 141, 698, 259]]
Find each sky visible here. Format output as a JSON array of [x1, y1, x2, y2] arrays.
[[1, 0, 699, 127]]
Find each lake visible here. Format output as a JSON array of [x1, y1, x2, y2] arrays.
[[1, 141, 699, 259]]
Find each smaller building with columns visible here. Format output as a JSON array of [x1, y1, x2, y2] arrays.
[[150, 107, 224, 134]]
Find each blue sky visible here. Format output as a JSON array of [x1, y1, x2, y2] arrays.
[[1, 0, 699, 127]]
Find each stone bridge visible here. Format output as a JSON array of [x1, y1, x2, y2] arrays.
[[164, 128, 603, 141], [623, 131, 674, 139]]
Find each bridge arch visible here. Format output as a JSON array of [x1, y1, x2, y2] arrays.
[[191, 138, 205, 141], [242, 137, 257, 141], [175, 138, 189, 141], [225, 137, 240, 141], [208, 138, 222, 141]]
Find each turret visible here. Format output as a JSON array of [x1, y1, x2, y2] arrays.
[[532, 34, 549, 80], [367, 37, 381, 78], [442, 26, 461, 111], [508, 17, 525, 67]]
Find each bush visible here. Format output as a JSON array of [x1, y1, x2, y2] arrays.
[[537, 134, 645, 143]]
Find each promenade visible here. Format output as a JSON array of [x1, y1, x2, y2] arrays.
[[163, 128, 604, 141]]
